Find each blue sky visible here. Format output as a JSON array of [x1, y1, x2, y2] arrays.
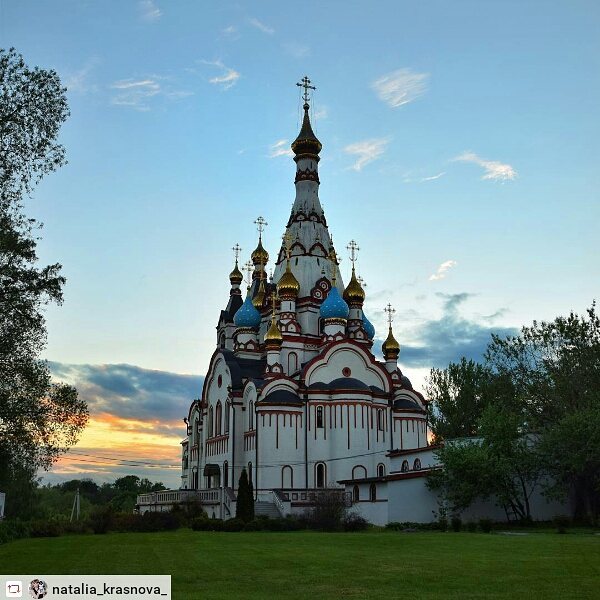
[[3, 0, 599, 485]]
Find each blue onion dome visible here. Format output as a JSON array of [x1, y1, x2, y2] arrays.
[[362, 313, 375, 339], [233, 292, 262, 329], [320, 286, 349, 319]]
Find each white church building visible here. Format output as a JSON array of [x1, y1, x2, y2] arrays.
[[137, 79, 564, 524]]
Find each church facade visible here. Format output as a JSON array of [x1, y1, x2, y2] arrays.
[[178, 81, 430, 519]]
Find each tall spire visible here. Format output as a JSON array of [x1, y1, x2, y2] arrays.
[[291, 76, 322, 157]]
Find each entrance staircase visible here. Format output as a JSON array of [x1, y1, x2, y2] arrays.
[[254, 500, 281, 519]]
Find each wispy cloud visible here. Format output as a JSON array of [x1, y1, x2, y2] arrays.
[[372, 68, 429, 108], [283, 42, 310, 58], [249, 17, 274, 34], [110, 78, 161, 111], [453, 151, 517, 181], [202, 60, 240, 90], [344, 138, 390, 171], [420, 171, 446, 182], [313, 106, 328, 120], [64, 58, 100, 94], [222, 25, 237, 35], [269, 139, 293, 158], [138, 0, 162, 22], [429, 259, 457, 282]]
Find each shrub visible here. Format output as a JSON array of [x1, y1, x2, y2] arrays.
[[451, 516, 462, 532], [343, 513, 369, 532], [0, 520, 31, 544], [437, 517, 448, 532], [29, 519, 63, 538], [479, 518, 493, 533], [243, 519, 264, 532], [466, 521, 478, 533], [553, 514, 570, 534], [89, 506, 115, 534], [223, 518, 245, 532], [307, 490, 347, 531]]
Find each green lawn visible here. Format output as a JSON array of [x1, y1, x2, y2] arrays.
[[1, 530, 598, 599]]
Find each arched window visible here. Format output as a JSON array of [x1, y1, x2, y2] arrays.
[[193, 417, 199, 444], [353, 485, 360, 503], [215, 402, 222, 436], [401, 460, 409, 473], [377, 409, 384, 431], [413, 458, 422, 471], [369, 483, 377, 502], [224, 402, 230, 433], [219, 332, 226, 349], [223, 461, 229, 488], [288, 352, 298, 374], [249, 400, 254, 430], [352, 465, 367, 480], [281, 465, 293, 488], [377, 463, 385, 478], [316, 462, 326, 488], [248, 462, 253, 485], [208, 406, 214, 438], [316, 406, 324, 428]]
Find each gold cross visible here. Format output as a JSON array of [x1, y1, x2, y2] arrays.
[[243, 260, 253, 287], [254, 216, 268, 237], [283, 231, 294, 259], [357, 275, 367, 288], [296, 75, 316, 104], [232, 243, 242, 263], [347, 240, 360, 268], [384, 303, 396, 326]]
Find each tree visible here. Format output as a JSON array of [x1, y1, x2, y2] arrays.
[[486, 303, 600, 522], [0, 47, 87, 517], [235, 468, 254, 522], [426, 358, 492, 442]]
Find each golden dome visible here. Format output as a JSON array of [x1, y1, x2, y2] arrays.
[[229, 260, 243, 285], [264, 316, 283, 347], [277, 262, 300, 298], [251, 237, 269, 267], [343, 268, 365, 306], [291, 103, 322, 156], [382, 325, 400, 360], [252, 277, 266, 309]]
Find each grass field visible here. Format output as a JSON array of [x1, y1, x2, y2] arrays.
[[1, 529, 599, 599]]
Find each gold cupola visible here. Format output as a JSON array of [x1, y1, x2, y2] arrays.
[[382, 325, 400, 360], [251, 237, 269, 268], [277, 242, 300, 298], [343, 267, 365, 306], [264, 295, 283, 348], [252, 275, 266, 309], [229, 260, 243, 286]]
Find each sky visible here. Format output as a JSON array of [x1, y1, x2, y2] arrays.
[[2, 0, 599, 488]]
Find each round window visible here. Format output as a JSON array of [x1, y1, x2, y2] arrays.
[[342, 367, 351, 377]]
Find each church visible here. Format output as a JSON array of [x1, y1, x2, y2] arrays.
[[137, 79, 562, 524], [176, 77, 431, 523]]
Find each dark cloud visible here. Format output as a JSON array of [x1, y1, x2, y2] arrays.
[[376, 293, 518, 369], [49, 362, 204, 422]]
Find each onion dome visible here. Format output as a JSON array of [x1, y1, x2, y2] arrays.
[[343, 268, 365, 306], [229, 260, 243, 285], [320, 286, 349, 320], [253, 277, 266, 309], [277, 262, 300, 298], [264, 316, 283, 348], [362, 313, 375, 339], [251, 237, 269, 267], [233, 292, 262, 329], [382, 325, 400, 360], [291, 103, 322, 156]]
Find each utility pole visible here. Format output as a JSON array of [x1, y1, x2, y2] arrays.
[[70, 488, 80, 522]]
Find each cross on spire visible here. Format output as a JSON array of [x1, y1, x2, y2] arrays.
[[357, 275, 367, 288], [243, 260, 253, 287], [283, 230, 293, 259], [254, 216, 268, 238], [296, 75, 316, 105], [329, 247, 340, 285], [347, 240, 360, 270], [384, 303, 396, 326], [232, 243, 242, 263]]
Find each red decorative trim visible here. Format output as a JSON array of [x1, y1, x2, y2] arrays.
[[294, 167, 320, 184]]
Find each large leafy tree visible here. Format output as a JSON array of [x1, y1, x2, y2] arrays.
[[0, 47, 88, 517], [426, 358, 492, 442]]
